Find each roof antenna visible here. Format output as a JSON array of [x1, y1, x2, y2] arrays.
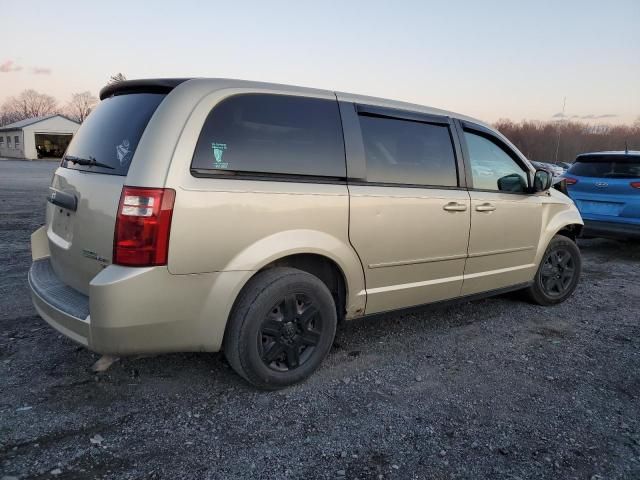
[[625, 140, 629, 154]]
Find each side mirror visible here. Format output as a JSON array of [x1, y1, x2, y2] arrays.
[[533, 169, 553, 192], [497, 173, 527, 192]]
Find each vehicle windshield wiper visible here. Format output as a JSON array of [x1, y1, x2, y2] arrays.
[[64, 155, 115, 170]]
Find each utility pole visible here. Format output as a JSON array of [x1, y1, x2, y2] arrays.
[[554, 97, 566, 163]]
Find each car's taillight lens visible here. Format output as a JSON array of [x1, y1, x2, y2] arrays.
[[564, 177, 578, 185], [113, 187, 176, 267], [631, 181, 640, 189]]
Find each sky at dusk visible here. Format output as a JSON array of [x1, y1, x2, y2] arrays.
[[1, 0, 639, 124]]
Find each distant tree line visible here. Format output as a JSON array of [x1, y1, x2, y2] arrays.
[[494, 119, 640, 164], [0, 73, 127, 127]]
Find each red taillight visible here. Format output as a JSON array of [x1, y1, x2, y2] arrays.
[[564, 177, 578, 185], [631, 182, 640, 189], [113, 187, 176, 267]]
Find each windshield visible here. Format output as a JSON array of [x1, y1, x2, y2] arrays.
[[62, 93, 166, 175], [568, 157, 640, 179]]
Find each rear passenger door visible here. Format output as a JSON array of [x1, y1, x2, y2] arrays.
[[340, 103, 471, 314]]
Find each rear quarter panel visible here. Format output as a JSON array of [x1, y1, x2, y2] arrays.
[[167, 178, 366, 318]]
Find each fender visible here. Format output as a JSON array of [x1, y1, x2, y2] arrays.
[[221, 229, 366, 317], [535, 198, 583, 266]]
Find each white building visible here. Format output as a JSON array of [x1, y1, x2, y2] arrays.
[[0, 115, 80, 160]]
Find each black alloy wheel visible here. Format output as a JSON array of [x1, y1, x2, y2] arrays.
[[224, 267, 337, 389], [539, 246, 577, 298], [525, 234, 582, 306], [259, 293, 322, 371]]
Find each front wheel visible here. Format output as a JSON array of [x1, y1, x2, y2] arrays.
[[224, 267, 337, 389], [525, 235, 582, 306]]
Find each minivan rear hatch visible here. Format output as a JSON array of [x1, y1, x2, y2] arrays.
[[47, 91, 168, 295]]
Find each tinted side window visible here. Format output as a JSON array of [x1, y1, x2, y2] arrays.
[[464, 131, 527, 192], [192, 94, 345, 177], [359, 115, 458, 186]]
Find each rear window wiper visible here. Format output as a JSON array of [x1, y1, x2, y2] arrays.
[[65, 155, 115, 170]]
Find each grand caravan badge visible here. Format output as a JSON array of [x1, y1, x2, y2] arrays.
[[212, 143, 229, 169], [82, 249, 109, 264]]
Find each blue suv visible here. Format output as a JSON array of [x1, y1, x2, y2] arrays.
[[563, 151, 640, 239]]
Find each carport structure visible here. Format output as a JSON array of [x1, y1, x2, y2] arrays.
[[0, 115, 80, 160]]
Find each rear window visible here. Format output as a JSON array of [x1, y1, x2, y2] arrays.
[[568, 157, 640, 179], [191, 94, 345, 178], [63, 93, 166, 176]]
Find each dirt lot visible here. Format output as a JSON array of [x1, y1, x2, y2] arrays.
[[1, 160, 639, 480]]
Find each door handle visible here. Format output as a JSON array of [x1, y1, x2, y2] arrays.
[[475, 203, 496, 212], [443, 202, 468, 212]]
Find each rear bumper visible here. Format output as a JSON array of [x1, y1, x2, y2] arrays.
[[581, 220, 640, 239], [29, 258, 90, 346], [28, 256, 253, 356]]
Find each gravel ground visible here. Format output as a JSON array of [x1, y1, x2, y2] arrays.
[[1, 160, 639, 480]]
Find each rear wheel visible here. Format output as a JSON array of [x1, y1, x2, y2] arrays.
[[224, 267, 337, 389], [525, 235, 582, 305]]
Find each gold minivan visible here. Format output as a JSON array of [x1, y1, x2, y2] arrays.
[[29, 78, 583, 388]]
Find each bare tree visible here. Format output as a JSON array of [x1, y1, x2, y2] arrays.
[[0, 89, 59, 125], [108, 73, 127, 84], [65, 91, 98, 123], [0, 110, 21, 127]]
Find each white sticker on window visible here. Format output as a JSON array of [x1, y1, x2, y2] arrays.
[[116, 139, 131, 165], [212, 142, 229, 169]]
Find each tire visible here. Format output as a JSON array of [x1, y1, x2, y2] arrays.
[[525, 234, 582, 306], [223, 267, 337, 390]]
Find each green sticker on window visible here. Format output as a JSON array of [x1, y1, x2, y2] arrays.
[[212, 142, 228, 169]]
